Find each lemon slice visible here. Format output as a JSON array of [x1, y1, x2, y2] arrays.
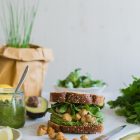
[[0, 95, 12, 101], [0, 84, 13, 88], [0, 127, 13, 140], [0, 85, 13, 101]]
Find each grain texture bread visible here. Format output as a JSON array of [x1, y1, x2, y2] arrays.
[[48, 121, 103, 134], [50, 92, 104, 106]]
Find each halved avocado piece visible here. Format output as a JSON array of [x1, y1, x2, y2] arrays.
[[25, 96, 48, 119], [120, 132, 140, 140]]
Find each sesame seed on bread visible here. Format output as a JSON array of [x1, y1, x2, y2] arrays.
[[50, 92, 105, 106]]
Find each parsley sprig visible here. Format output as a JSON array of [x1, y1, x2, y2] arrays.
[[108, 76, 140, 124]]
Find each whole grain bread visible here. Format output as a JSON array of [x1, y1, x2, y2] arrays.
[[50, 92, 104, 106], [48, 121, 103, 134]]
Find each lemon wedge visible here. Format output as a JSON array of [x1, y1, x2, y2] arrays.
[[0, 84, 13, 88], [0, 85, 13, 101], [0, 95, 12, 101], [0, 127, 13, 140]]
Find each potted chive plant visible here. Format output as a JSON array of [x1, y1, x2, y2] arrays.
[[0, 0, 53, 96]]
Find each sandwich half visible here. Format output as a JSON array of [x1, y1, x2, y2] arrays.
[[47, 92, 104, 134]]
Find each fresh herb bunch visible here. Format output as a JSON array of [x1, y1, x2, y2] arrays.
[[47, 103, 103, 126], [57, 68, 106, 88], [108, 76, 140, 124], [0, 0, 38, 48]]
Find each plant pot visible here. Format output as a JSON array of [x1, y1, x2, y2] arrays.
[[0, 44, 53, 96]]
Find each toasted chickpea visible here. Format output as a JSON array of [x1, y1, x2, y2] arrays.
[[63, 113, 72, 121], [80, 134, 88, 140], [64, 138, 69, 140], [72, 138, 78, 140], [75, 113, 81, 121], [91, 117, 96, 124], [37, 128, 46, 136], [81, 116, 87, 123], [37, 125, 48, 136], [48, 131, 56, 139], [83, 122, 88, 126], [47, 127, 55, 134], [56, 132, 64, 140], [57, 132, 64, 137], [79, 109, 88, 116], [48, 127, 56, 139], [85, 114, 92, 123]]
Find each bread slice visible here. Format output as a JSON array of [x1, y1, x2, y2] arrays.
[[50, 92, 104, 106], [48, 121, 103, 134]]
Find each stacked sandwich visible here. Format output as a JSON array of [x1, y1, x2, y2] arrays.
[[47, 92, 104, 134]]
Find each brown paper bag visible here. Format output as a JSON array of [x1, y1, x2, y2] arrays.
[[0, 45, 53, 96]]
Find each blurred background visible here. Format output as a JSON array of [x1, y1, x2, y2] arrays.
[[1, 0, 140, 93]]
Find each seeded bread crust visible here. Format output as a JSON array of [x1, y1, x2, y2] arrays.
[[50, 92, 104, 106], [48, 121, 103, 134]]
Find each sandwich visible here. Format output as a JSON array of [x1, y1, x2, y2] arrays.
[[47, 91, 105, 134]]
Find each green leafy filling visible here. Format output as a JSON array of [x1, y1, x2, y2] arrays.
[[57, 68, 106, 88], [108, 76, 140, 124], [47, 102, 103, 126], [50, 114, 82, 126]]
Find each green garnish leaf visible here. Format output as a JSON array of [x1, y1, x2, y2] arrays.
[[59, 104, 68, 113], [108, 76, 140, 124], [57, 68, 106, 88]]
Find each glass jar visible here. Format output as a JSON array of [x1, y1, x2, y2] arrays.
[[0, 88, 25, 128]]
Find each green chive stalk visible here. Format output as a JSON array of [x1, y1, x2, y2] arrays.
[[0, 0, 39, 48]]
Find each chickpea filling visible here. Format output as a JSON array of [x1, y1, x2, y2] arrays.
[[47, 103, 103, 126]]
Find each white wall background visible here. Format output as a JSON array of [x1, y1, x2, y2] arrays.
[[1, 0, 140, 93]]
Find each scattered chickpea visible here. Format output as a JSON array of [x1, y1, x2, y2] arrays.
[[63, 138, 69, 140], [63, 113, 72, 121], [48, 131, 56, 139], [80, 134, 88, 140], [79, 109, 88, 116], [48, 127, 56, 139], [40, 124, 90, 140], [73, 138, 79, 140], [75, 113, 81, 121], [37, 125, 48, 136], [48, 127, 55, 134], [56, 132, 64, 140]]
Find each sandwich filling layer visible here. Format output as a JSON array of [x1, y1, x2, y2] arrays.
[[47, 102, 103, 126]]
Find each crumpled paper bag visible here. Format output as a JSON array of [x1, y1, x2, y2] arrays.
[[0, 44, 53, 96]]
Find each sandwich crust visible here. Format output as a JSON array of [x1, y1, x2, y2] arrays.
[[50, 92, 104, 106], [48, 121, 103, 134]]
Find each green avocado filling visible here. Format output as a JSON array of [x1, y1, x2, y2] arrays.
[[47, 103, 103, 126]]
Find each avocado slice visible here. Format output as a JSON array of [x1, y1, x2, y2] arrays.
[[25, 97, 48, 119], [120, 132, 140, 140]]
